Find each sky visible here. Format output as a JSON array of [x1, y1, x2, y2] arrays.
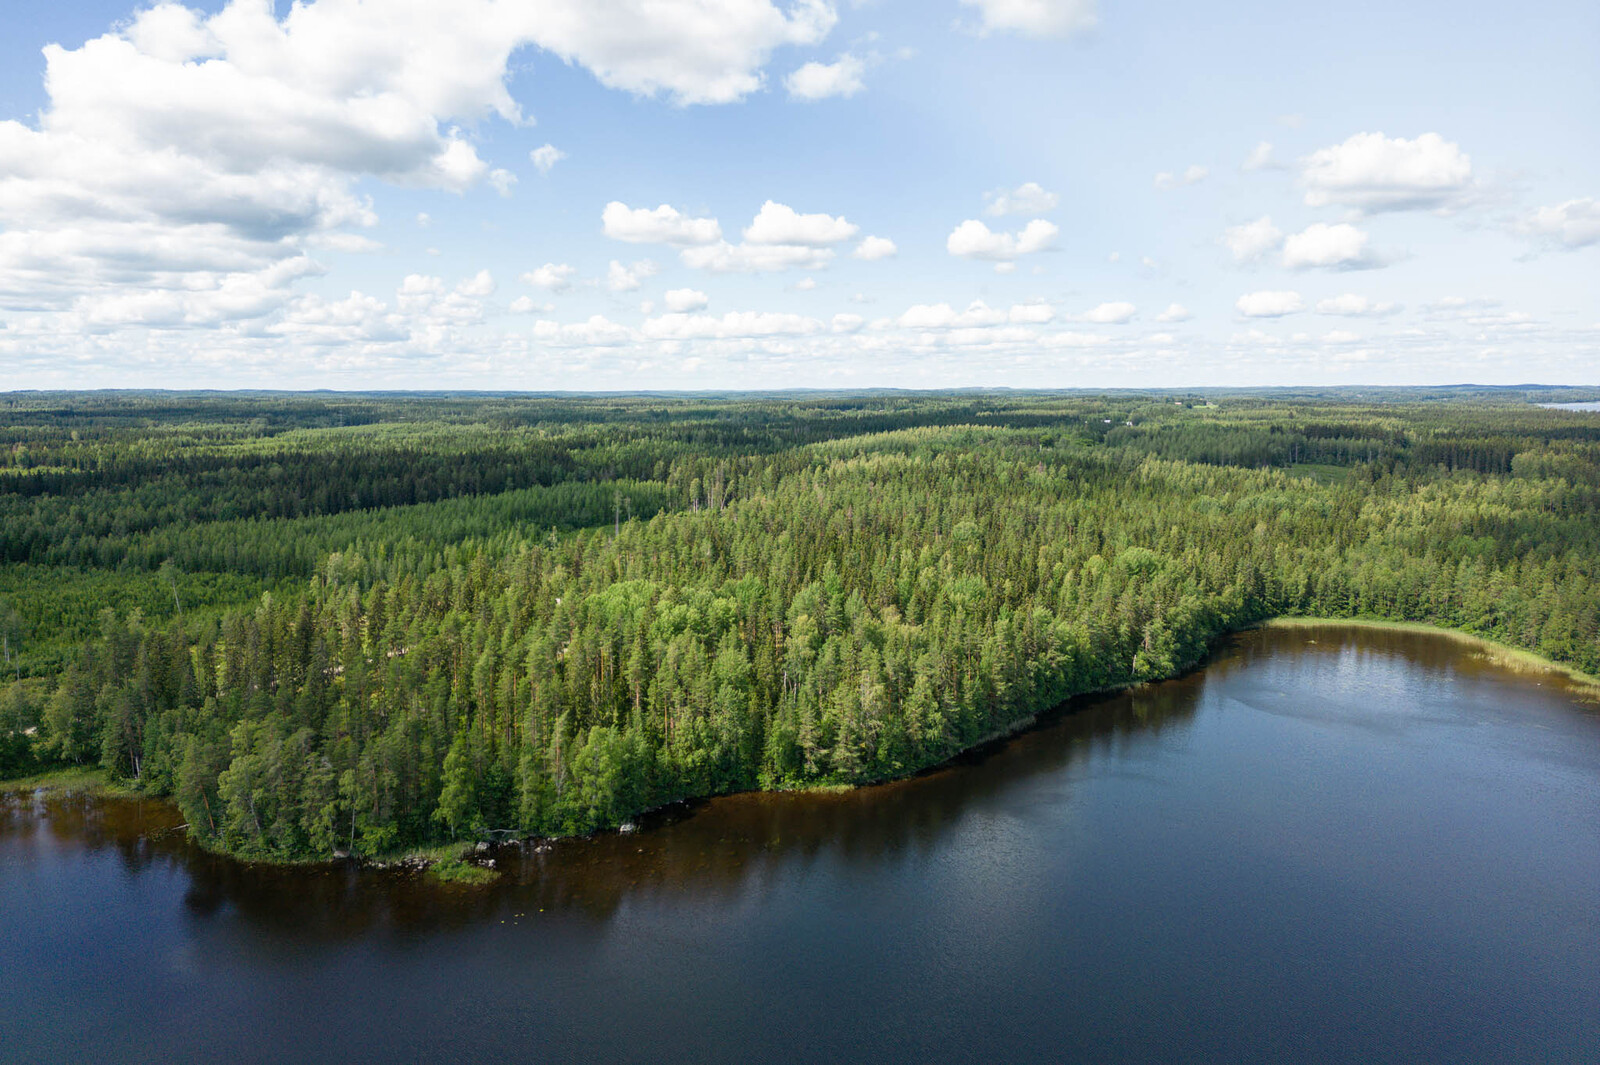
[[0, 0, 1596, 390]]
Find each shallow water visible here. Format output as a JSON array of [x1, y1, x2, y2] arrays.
[[2, 626, 1597, 1064]]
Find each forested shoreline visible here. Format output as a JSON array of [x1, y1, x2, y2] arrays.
[[3, 390, 1598, 861]]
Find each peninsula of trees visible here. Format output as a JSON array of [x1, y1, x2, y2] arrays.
[[2, 389, 1597, 860]]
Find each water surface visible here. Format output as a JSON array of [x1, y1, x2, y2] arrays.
[[3, 626, 1597, 1063]]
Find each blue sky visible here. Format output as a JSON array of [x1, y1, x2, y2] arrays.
[[0, 0, 1595, 389]]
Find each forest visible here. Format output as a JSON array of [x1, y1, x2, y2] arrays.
[[2, 388, 1598, 860]]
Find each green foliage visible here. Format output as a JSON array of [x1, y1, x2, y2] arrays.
[[2, 389, 1598, 861]]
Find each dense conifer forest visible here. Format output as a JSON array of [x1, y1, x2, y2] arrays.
[[2, 389, 1597, 859]]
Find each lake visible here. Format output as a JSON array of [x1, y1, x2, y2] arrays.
[[1542, 401, 1600, 411], [2, 625, 1597, 1064]]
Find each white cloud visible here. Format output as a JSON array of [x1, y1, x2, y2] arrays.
[[853, 235, 898, 261], [664, 288, 710, 312], [1041, 331, 1112, 348], [1009, 301, 1055, 324], [396, 271, 494, 325], [488, 168, 518, 197], [743, 201, 858, 245], [1315, 294, 1400, 317], [1301, 132, 1474, 212], [0, 0, 837, 331], [642, 310, 823, 340], [1323, 330, 1362, 344], [794, 276, 817, 291], [521, 263, 576, 291], [508, 295, 552, 314], [946, 218, 1058, 261], [785, 55, 866, 100], [959, 0, 1098, 38], [680, 242, 833, 273], [1516, 198, 1600, 250], [898, 301, 1006, 329], [831, 313, 864, 333], [518, 0, 838, 106], [416, 212, 431, 227], [1154, 164, 1209, 190], [602, 202, 723, 245], [627, 200, 857, 273], [984, 182, 1059, 217], [1078, 301, 1136, 324], [1222, 217, 1284, 263], [1156, 303, 1192, 323], [1236, 290, 1304, 318], [1282, 222, 1380, 270], [533, 315, 634, 348], [455, 269, 495, 297], [1242, 141, 1277, 172], [606, 259, 660, 292], [530, 144, 566, 175]]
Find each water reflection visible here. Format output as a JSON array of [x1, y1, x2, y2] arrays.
[[0, 645, 1206, 939], [3, 624, 1596, 1065]]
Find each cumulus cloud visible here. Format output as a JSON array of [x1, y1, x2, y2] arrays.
[[1515, 198, 1600, 250], [853, 236, 897, 261], [508, 296, 552, 314], [743, 201, 858, 245], [0, 0, 841, 326], [521, 263, 576, 292], [895, 300, 1055, 329], [946, 219, 1058, 261], [1077, 301, 1137, 324], [1222, 217, 1284, 263], [680, 242, 833, 273], [1301, 132, 1474, 212], [959, 0, 1098, 38], [664, 288, 710, 312], [1155, 303, 1192, 323], [606, 259, 660, 292], [396, 271, 495, 328], [1236, 290, 1304, 318], [642, 310, 822, 340], [626, 200, 859, 274], [1154, 165, 1209, 190], [984, 182, 1059, 217], [1282, 222, 1382, 270], [785, 54, 865, 100], [519, 0, 838, 106], [533, 315, 634, 348], [488, 168, 518, 197], [530, 144, 566, 175], [1009, 301, 1056, 324], [1315, 294, 1400, 317], [602, 202, 723, 245]]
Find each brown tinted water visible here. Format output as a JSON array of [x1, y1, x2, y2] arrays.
[[2, 626, 1597, 1063]]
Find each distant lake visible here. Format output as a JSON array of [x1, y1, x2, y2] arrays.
[[3, 625, 1597, 1064], [1542, 401, 1600, 411]]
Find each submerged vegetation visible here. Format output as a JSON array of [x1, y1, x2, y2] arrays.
[[1, 388, 1598, 860]]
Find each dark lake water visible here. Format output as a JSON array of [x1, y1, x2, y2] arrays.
[[3, 625, 1598, 1064]]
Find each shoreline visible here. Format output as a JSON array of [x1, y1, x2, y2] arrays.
[[5, 616, 1596, 872], [1257, 616, 1600, 692]]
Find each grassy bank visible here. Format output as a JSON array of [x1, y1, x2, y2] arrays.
[[0, 765, 145, 797], [1261, 616, 1600, 694]]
